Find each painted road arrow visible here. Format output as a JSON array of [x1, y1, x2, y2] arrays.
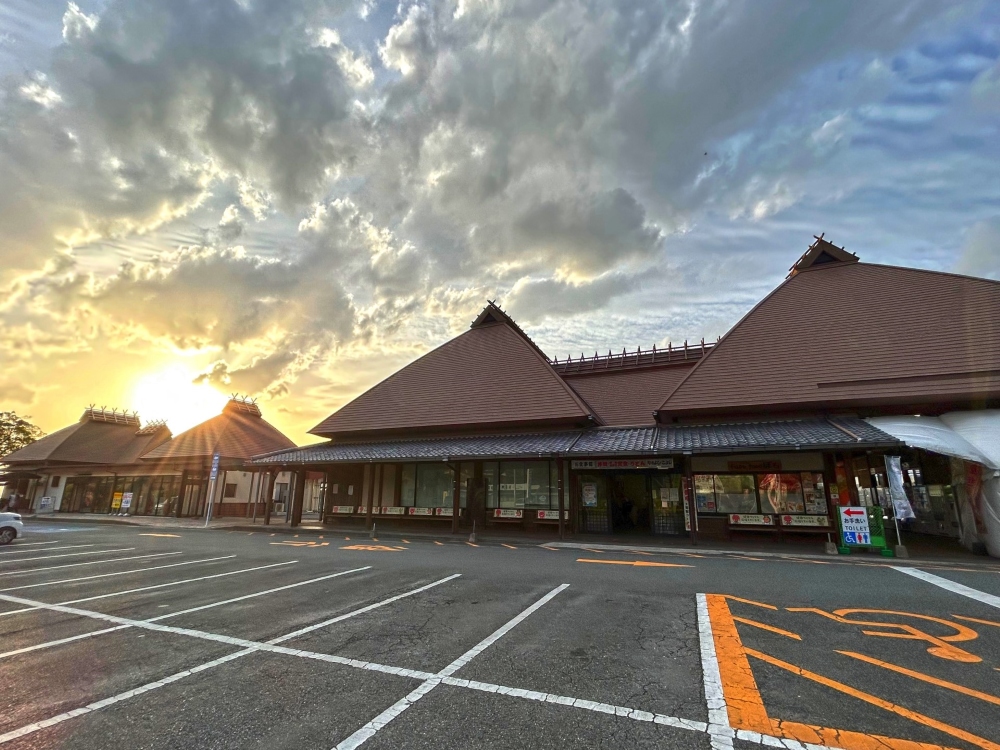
[[576, 558, 693, 568]]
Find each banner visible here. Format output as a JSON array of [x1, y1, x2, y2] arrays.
[[883, 456, 915, 520]]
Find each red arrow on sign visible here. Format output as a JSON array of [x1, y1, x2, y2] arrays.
[[842, 508, 865, 517]]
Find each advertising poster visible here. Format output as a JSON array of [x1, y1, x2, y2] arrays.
[[581, 483, 598, 507], [120, 492, 133, 510]]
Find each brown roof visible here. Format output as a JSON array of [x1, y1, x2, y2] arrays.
[[142, 400, 294, 462], [311, 303, 595, 438], [564, 363, 696, 426], [2, 410, 171, 466], [658, 259, 1000, 419]]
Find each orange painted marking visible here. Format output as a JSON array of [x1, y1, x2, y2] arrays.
[[954, 614, 1000, 628], [433, 541, 444, 546], [837, 650, 1000, 707], [465, 542, 479, 547], [340, 544, 402, 552], [705, 593, 772, 733], [788, 608, 981, 663], [724, 595, 777, 610], [746, 647, 1000, 750], [581, 548, 605, 554], [401, 539, 409, 543], [501, 543, 517, 550], [732, 616, 801, 640], [139, 533, 180, 538], [631, 550, 652, 555], [576, 559, 693, 568], [773, 720, 963, 750]]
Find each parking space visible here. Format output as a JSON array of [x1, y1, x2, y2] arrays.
[[0, 523, 998, 749]]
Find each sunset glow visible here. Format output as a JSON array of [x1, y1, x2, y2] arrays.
[[130, 366, 229, 435]]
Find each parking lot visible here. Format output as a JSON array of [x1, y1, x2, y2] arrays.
[[1, 523, 999, 750]]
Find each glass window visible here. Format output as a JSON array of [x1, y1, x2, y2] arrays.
[[758, 474, 802, 513], [483, 463, 498, 507], [525, 462, 551, 508], [694, 475, 716, 513], [223, 483, 238, 499], [400, 464, 416, 507], [715, 475, 758, 513], [459, 463, 473, 508], [380, 465, 396, 505], [498, 462, 525, 508], [415, 464, 454, 507]]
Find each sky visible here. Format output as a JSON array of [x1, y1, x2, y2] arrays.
[[0, 0, 998, 444]]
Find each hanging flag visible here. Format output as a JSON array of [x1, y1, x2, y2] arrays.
[[884, 455, 915, 520]]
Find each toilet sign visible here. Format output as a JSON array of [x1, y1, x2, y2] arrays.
[[839, 506, 870, 546]]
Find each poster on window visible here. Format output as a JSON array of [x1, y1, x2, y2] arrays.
[[581, 483, 598, 507], [694, 475, 716, 513]]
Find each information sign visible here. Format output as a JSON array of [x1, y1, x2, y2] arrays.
[[382, 506, 405, 515], [728, 513, 774, 526], [434, 507, 454, 516], [408, 507, 434, 516], [111, 492, 123, 510], [572, 458, 674, 470], [537, 510, 567, 520], [120, 492, 133, 510], [839, 507, 870, 545], [330, 505, 355, 514], [38, 496, 54, 512], [209, 453, 220, 481], [493, 508, 523, 519], [780, 514, 828, 527]]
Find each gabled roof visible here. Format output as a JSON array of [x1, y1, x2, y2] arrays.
[[142, 399, 294, 463], [310, 303, 595, 438], [1, 408, 171, 466], [564, 363, 696, 426], [659, 256, 1000, 419], [788, 235, 858, 276]]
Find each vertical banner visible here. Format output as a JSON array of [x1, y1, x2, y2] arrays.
[[884, 456, 915, 520]]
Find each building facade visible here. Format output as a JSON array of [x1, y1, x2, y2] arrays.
[[254, 239, 1000, 554]]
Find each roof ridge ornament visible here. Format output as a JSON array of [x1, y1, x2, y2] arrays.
[[788, 233, 859, 277]]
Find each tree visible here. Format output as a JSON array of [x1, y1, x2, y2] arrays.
[[0, 411, 45, 459]]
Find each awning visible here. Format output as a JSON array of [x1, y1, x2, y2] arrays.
[[866, 413, 1000, 470]]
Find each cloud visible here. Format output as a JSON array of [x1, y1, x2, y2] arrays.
[[955, 219, 1000, 279], [0, 381, 36, 405], [507, 271, 643, 324]]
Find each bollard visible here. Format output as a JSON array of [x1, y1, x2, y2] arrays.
[[469, 520, 477, 544]]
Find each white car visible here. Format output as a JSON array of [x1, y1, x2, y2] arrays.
[[0, 512, 23, 545]]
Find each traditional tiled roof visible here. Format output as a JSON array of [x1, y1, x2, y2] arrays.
[[142, 399, 294, 463], [659, 258, 1000, 418], [310, 304, 595, 438], [255, 418, 898, 465], [1, 409, 171, 466], [254, 431, 583, 464]]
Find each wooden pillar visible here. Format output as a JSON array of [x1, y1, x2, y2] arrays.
[[176, 470, 187, 518], [291, 469, 305, 527], [247, 471, 258, 519], [449, 464, 459, 534], [557, 456, 565, 540], [263, 471, 275, 525], [321, 469, 333, 523], [364, 464, 374, 529]]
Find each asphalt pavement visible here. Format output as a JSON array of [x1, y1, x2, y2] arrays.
[[1, 521, 998, 750]]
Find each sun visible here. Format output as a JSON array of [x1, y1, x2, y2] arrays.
[[130, 365, 230, 435]]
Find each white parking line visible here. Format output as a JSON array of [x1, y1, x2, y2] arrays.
[[0, 560, 299, 618], [0, 547, 135, 564], [1, 552, 182, 577], [895, 567, 1000, 610], [696, 593, 735, 750], [0, 555, 235, 592], [335, 583, 569, 750], [0, 544, 96, 556], [0, 567, 371, 661], [0, 573, 461, 744], [0, 540, 59, 550]]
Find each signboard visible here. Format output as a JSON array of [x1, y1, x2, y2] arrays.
[[780, 514, 829, 527], [408, 507, 434, 516], [581, 483, 598, 507], [120, 492, 133, 510], [111, 492, 123, 510], [434, 507, 454, 516], [572, 458, 674, 470], [493, 508, 523, 519], [728, 460, 781, 473], [210, 453, 220, 481], [330, 505, 355, 514], [839, 507, 870, 545], [38, 496, 54, 512], [728, 513, 774, 526], [683, 495, 691, 531], [537, 510, 567, 520], [382, 506, 405, 515]]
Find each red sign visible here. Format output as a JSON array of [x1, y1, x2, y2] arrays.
[[842, 508, 865, 517]]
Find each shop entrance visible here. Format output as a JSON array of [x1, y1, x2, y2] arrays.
[[610, 473, 651, 533]]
